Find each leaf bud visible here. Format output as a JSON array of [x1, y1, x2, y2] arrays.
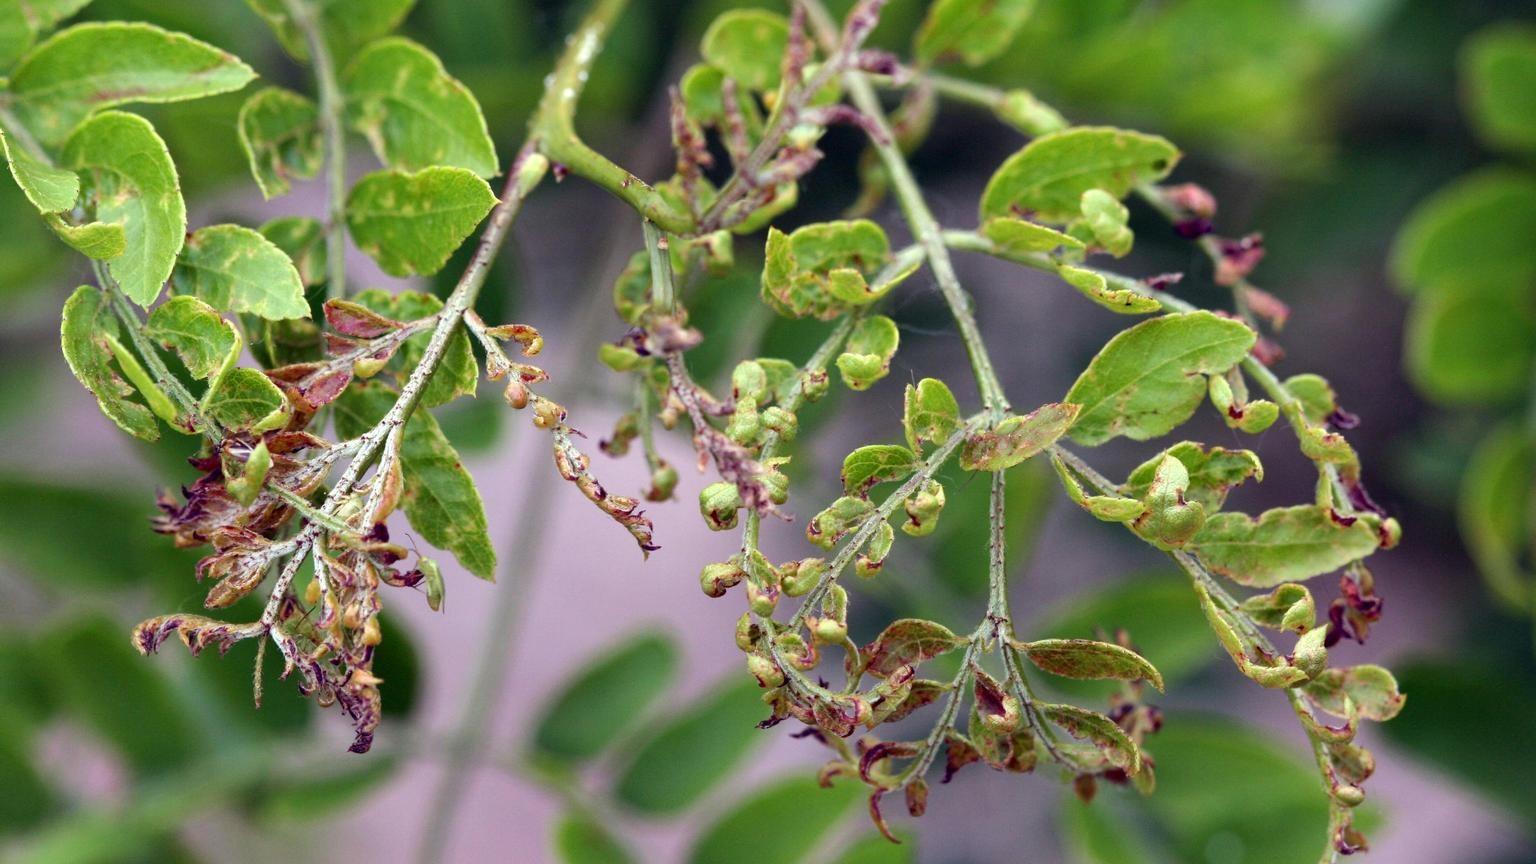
[[1333, 784, 1366, 808], [598, 342, 643, 372], [699, 481, 742, 530], [761, 406, 797, 441], [353, 354, 389, 379], [746, 578, 779, 616], [734, 612, 760, 652], [747, 653, 785, 688], [646, 461, 678, 501], [901, 479, 945, 537], [780, 557, 825, 597], [700, 560, 745, 598], [532, 398, 566, 429]]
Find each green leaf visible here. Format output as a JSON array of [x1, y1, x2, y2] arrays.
[[1056, 265, 1159, 314], [9, 21, 255, 145], [980, 216, 1085, 260], [915, 0, 1035, 66], [1462, 24, 1536, 156], [1192, 505, 1381, 588], [700, 9, 788, 92], [553, 812, 639, 864], [1037, 575, 1215, 692], [41, 614, 199, 776], [346, 166, 496, 277], [614, 676, 768, 814], [842, 444, 917, 496], [61, 111, 185, 306], [334, 381, 496, 578], [1381, 660, 1536, 828], [0, 2, 35, 69], [863, 618, 965, 678], [237, 87, 322, 199], [1017, 639, 1164, 691], [1040, 702, 1140, 773], [59, 285, 159, 440], [343, 37, 498, 177], [1458, 425, 1532, 610], [44, 214, 124, 259], [0, 126, 76, 212], [1302, 664, 1405, 722], [1065, 311, 1255, 446], [244, 0, 414, 62], [1237, 583, 1316, 634], [1121, 441, 1263, 512], [904, 378, 961, 452], [1060, 794, 1156, 864], [530, 631, 679, 765], [1391, 168, 1536, 294], [688, 775, 864, 864], [960, 402, 1079, 471], [980, 127, 1179, 223], [762, 220, 897, 320], [1282, 373, 1337, 425], [1078, 188, 1133, 257], [204, 367, 287, 432], [145, 295, 238, 380], [836, 314, 899, 390], [351, 288, 476, 408], [1404, 276, 1535, 405], [173, 224, 311, 321]]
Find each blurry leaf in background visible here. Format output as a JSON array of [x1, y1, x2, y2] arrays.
[[931, 460, 1052, 599], [1391, 169, 1536, 299], [613, 675, 766, 814], [0, 709, 55, 835], [1067, 714, 1362, 864], [1031, 575, 1215, 699], [1403, 274, 1535, 405], [0, 475, 197, 591], [1382, 660, 1536, 830], [373, 613, 421, 718], [41, 614, 200, 777], [530, 631, 679, 766], [1457, 425, 1533, 612], [688, 775, 863, 864], [1462, 24, 1536, 157], [833, 831, 914, 864], [553, 812, 640, 864], [255, 755, 400, 823]]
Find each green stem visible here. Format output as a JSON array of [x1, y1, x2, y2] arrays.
[[802, 2, 1008, 415], [529, 0, 692, 233], [281, 0, 348, 299]]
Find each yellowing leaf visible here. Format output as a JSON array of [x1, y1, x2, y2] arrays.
[[237, 87, 322, 199], [1192, 505, 1381, 588], [960, 402, 1079, 471], [173, 224, 310, 321], [346, 166, 496, 277], [59, 285, 158, 440], [62, 111, 185, 306], [9, 21, 255, 145]]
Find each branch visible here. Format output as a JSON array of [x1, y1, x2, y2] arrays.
[[280, 0, 349, 299]]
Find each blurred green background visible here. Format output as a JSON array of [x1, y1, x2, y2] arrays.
[[0, 0, 1533, 862]]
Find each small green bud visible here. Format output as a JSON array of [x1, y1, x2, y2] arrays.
[[1234, 399, 1280, 434], [226, 439, 271, 507], [1300, 426, 1356, 464], [699, 482, 742, 531], [353, 354, 389, 379], [781, 557, 825, 597], [734, 612, 759, 652], [1378, 517, 1402, 549], [725, 397, 761, 445], [731, 361, 768, 400], [420, 558, 445, 611], [700, 560, 745, 598], [901, 479, 946, 537], [746, 653, 784, 688], [801, 369, 830, 403], [761, 406, 797, 441], [1333, 784, 1366, 808], [1208, 374, 1235, 415], [746, 579, 779, 616], [598, 342, 643, 372], [995, 88, 1068, 136], [856, 521, 895, 578], [646, 461, 678, 501], [812, 617, 847, 645]]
